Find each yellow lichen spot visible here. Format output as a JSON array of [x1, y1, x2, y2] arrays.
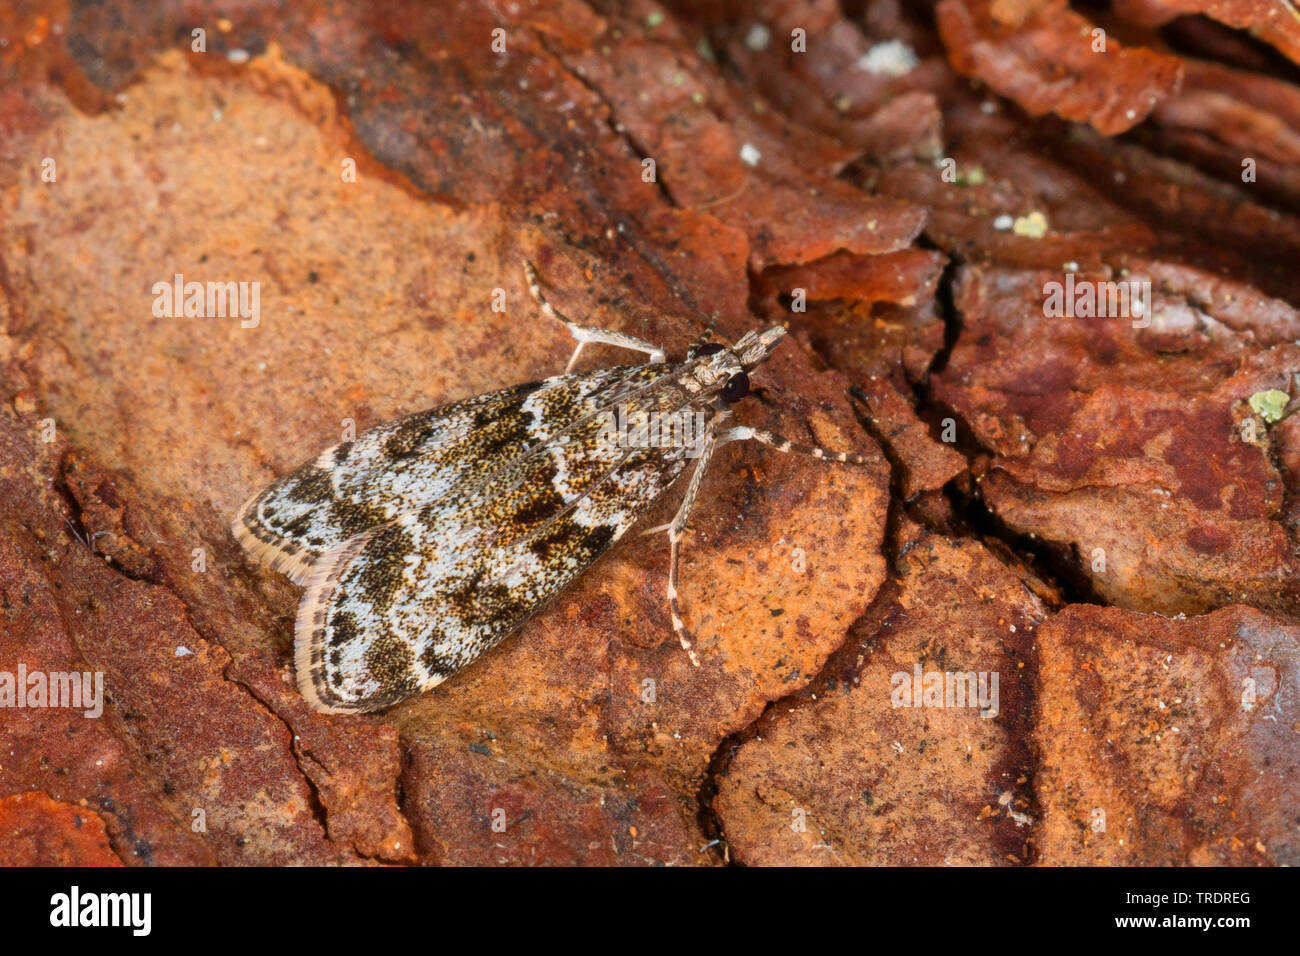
[[1012, 211, 1049, 238], [1248, 389, 1289, 423]]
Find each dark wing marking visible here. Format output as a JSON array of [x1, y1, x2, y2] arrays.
[[231, 365, 668, 583], [294, 445, 691, 712], [293, 368, 713, 712]]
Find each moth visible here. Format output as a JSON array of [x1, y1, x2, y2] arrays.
[[232, 261, 869, 713]]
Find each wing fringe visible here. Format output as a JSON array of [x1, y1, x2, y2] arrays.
[[293, 529, 379, 713], [230, 491, 318, 585]]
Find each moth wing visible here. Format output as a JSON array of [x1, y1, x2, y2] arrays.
[[232, 365, 656, 584], [294, 442, 692, 713]]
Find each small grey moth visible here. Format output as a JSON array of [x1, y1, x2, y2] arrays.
[[232, 261, 869, 713]]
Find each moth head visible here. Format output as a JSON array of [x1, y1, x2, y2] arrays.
[[688, 326, 786, 405]]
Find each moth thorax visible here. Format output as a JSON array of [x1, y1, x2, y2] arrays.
[[687, 357, 736, 392]]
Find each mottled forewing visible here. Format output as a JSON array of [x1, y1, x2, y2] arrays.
[[295, 370, 706, 712], [231, 366, 643, 583]]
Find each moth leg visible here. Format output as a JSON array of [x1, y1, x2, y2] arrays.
[[664, 432, 723, 667], [661, 423, 865, 666], [523, 260, 667, 372], [714, 424, 871, 465]]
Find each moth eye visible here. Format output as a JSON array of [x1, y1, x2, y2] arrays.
[[692, 342, 726, 359], [720, 371, 750, 403]]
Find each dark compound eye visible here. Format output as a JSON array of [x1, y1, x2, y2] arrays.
[[692, 342, 726, 358], [720, 371, 750, 403]]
